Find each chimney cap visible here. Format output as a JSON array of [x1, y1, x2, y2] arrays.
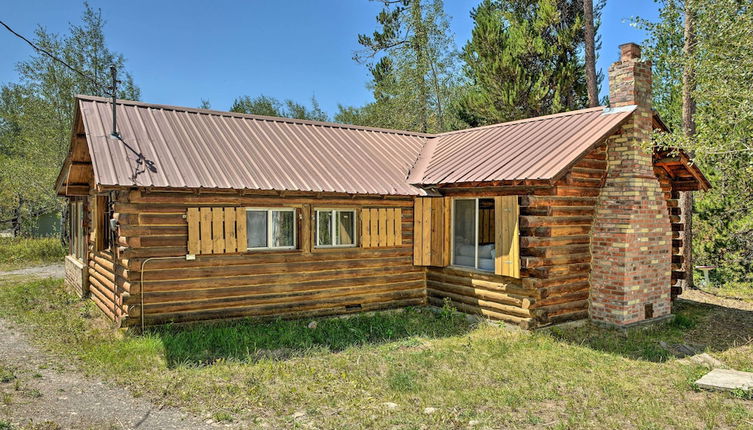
[[619, 43, 641, 61]]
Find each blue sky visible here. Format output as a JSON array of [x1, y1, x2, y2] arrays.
[[1, 1, 659, 116]]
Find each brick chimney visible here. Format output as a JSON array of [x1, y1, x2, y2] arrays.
[[589, 43, 673, 327]]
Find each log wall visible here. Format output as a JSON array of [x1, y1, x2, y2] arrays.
[[518, 144, 608, 327], [426, 267, 536, 328], [655, 167, 686, 296], [112, 190, 423, 326]]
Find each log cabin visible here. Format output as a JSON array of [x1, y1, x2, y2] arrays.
[[55, 43, 709, 330]]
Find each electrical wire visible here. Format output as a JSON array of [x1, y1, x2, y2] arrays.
[[0, 19, 113, 97]]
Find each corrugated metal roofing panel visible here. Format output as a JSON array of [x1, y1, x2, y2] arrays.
[[76, 95, 636, 195], [409, 105, 636, 185], [78, 95, 429, 195]]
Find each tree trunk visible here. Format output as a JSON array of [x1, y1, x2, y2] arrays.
[[12, 196, 23, 237], [681, 0, 696, 289], [583, 0, 599, 107]]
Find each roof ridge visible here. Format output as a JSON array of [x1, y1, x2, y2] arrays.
[[433, 106, 607, 138], [75, 94, 433, 138]]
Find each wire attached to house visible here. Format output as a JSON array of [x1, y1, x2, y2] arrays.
[[0, 19, 113, 97]]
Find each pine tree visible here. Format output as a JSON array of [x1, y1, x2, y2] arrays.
[[459, 0, 601, 126], [344, 0, 460, 133]]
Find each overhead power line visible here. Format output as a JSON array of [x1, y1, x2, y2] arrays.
[[0, 19, 113, 96]]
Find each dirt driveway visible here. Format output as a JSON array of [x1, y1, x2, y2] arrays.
[[0, 266, 225, 430]]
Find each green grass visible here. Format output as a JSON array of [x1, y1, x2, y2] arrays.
[[1, 277, 752, 429], [701, 282, 753, 302], [0, 237, 65, 271]]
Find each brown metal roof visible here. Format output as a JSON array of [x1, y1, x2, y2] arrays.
[[408, 105, 636, 186], [78, 95, 429, 195], [74, 96, 638, 195]]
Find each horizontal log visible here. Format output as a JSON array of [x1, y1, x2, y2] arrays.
[[127, 255, 415, 282], [521, 253, 591, 269], [428, 288, 531, 318], [520, 206, 595, 217], [132, 286, 424, 318], [521, 225, 592, 238], [122, 247, 412, 270], [544, 309, 589, 326], [521, 263, 591, 279], [128, 191, 414, 207], [520, 196, 597, 208], [569, 167, 606, 179], [427, 268, 532, 295], [129, 297, 425, 327], [135, 278, 423, 309], [555, 186, 601, 197], [127, 263, 420, 294], [427, 280, 533, 308], [427, 297, 533, 329], [521, 273, 589, 290], [128, 270, 423, 301], [519, 216, 594, 228], [521, 244, 590, 258], [534, 288, 589, 307], [520, 234, 591, 249]]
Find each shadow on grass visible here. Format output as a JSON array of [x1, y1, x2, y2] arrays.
[[546, 299, 753, 362], [147, 307, 475, 368]]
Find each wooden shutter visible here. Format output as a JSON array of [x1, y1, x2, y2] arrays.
[[361, 208, 402, 248], [495, 196, 520, 278], [187, 207, 246, 255], [413, 197, 448, 266]]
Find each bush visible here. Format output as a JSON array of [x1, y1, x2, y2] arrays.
[[0, 237, 65, 268]]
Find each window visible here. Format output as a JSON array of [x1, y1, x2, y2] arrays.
[[69, 200, 85, 260], [316, 209, 356, 247], [246, 208, 296, 250], [452, 198, 495, 272], [96, 195, 115, 252]]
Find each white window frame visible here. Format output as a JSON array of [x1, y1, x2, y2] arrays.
[[451, 198, 492, 272], [314, 208, 357, 248], [245, 207, 297, 251]]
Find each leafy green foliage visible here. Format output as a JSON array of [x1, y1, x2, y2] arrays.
[[637, 0, 753, 287], [0, 2, 139, 235], [0, 237, 65, 270], [339, 0, 462, 132], [230, 94, 328, 121], [457, 0, 602, 126]]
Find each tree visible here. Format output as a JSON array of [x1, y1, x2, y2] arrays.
[[679, 0, 696, 289], [637, 0, 753, 287], [230, 95, 328, 121], [583, 0, 599, 107], [346, 0, 461, 133], [459, 0, 603, 126], [0, 2, 139, 235]]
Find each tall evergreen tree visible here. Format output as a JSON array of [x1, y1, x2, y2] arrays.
[[459, 0, 602, 126], [343, 0, 460, 133], [0, 2, 139, 234], [637, 0, 753, 286]]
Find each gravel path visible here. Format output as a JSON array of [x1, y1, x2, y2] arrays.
[[0, 318, 220, 430], [0, 264, 226, 429], [0, 264, 65, 279]]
